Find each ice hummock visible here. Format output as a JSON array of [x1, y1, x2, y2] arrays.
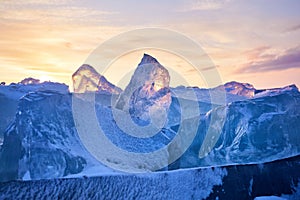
[[115, 54, 171, 125], [72, 64, 122, 94], [0, 78, 69, 141], [215, 81, 256, 98], [170, 88, 300, 169], [0, 91, 112, 182]]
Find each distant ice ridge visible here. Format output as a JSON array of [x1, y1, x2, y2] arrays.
[[0, 77, 69, 100], [172, 82, 299, 103], [215, 81, 298, 99], [216, 81, 256, 98], [254, 84, 299, 98]]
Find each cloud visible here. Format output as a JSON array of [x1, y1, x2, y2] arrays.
[[0, 1, 117, 25], [238, 46, 300, 73], [285, 24, 300, 33], [241, 46, 276, 61], [180, 0, 232, 11]]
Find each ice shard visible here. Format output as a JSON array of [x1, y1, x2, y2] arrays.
[[115, 54, 171, 125], [72, 64, 121, 94]]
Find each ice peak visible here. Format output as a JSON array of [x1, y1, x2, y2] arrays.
[[73, 64, 98, 76], [115, 54, 171, 124], [216, 81, 256, 98], [72, 64, 121, 94], [284, 84, 298, 91], [19, 77, 41, 85], [139, 53, 160, 66], [224, 81, 255, 89]]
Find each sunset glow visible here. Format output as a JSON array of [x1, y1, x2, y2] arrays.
[[0, 0, 299, 89]]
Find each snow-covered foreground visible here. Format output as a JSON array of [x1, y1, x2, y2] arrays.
[[0, 155, 300, 200]]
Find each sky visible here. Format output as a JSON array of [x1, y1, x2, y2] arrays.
[[0, 0, 300, 90]]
